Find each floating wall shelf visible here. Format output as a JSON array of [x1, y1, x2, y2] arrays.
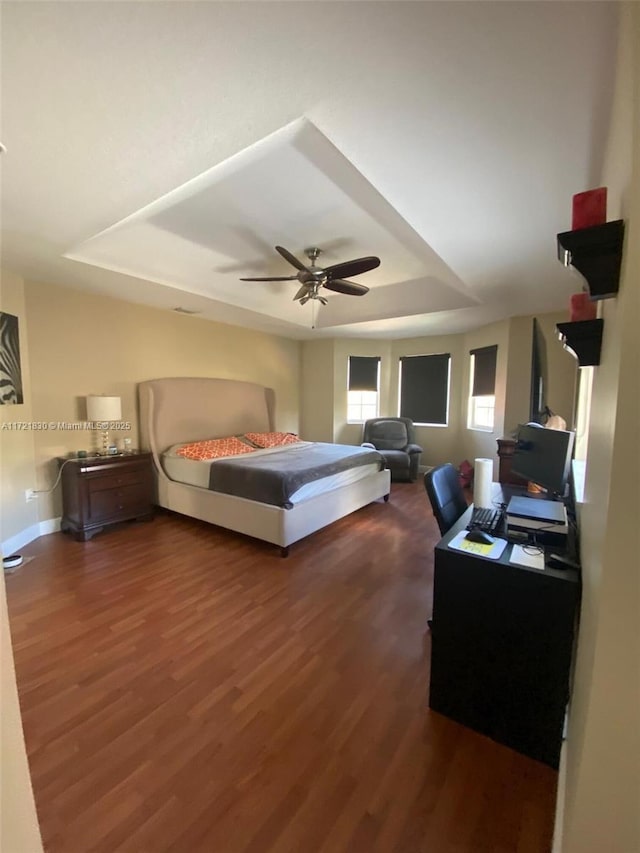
[[557, 220, 624, 299], [556, 319, 603, 367]]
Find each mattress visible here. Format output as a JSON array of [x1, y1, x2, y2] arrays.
[[162, 442, 381, 506]]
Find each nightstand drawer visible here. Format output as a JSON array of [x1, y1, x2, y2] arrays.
[[87, 483, 150, 521], [88, 468, 148, 492]]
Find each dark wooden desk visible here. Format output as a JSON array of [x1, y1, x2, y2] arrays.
[[429, 499, 580, 768]]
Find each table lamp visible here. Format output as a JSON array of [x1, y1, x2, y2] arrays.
[[86, 395, 121, 455]]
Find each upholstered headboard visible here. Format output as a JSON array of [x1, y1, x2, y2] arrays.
[[138, 377, 276, 460]]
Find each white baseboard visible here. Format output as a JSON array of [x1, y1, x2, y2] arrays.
[[2, 517, 61, 557], [552, 737, 568, 853], [39, 517, 61, 537]]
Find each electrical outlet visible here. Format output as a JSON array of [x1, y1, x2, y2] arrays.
[[25, 488, 37, 503]]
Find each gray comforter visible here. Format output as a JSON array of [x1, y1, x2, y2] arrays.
[[208, 442, 384, 508]]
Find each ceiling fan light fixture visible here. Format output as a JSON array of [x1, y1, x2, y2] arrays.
[[239, 244, 380, 305]]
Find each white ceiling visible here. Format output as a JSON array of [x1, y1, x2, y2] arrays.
[[0, 1, 619, 340]]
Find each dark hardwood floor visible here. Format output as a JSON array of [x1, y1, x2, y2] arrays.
[[6, 482, 557, 852]]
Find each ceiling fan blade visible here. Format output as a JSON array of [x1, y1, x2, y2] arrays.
[[293, 284, 310, 300], [275, 246, 309, 272], [299, 295, 311, 306], [323, 278, 369, 296], [239, 276, 299, 281], [323, 256, 380, 279]]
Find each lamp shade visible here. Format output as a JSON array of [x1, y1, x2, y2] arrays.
[[86, 395, 121, 421]]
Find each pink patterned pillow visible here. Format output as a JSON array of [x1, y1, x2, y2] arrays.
[[176, 437, 255, 461], [244, 431, 300, 449]]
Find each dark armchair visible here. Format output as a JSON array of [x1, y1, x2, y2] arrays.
[[362, 417, 423, 482]]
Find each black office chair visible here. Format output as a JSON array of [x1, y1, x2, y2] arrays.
[[424, 463, 468, 536], [424, 463, 468, 631]]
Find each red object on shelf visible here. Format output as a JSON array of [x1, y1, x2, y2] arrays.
[[570, 292, 597, 322], [572, 187, 607, 230]]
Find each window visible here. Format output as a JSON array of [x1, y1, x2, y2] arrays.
[[347, 356, 380, 422], [399, 353, 450, 425], [468, 345, 497, 431]]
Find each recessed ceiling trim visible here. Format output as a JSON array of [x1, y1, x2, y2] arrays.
[[64, 118, 477, 330]]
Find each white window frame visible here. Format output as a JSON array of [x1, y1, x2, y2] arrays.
[[347, 357, 380, 424], [467, 353, 495, 431], [347, 389, 379, 424]]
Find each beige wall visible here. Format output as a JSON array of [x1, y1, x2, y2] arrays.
[[301, 311, 574, 481], [299, 338, 335, 442], [23, 280, 301, 522], [504, 314, 534, 436], [0, 270, 39, 547], [0, 270, 43, 852], [559, 5, 640, 852]]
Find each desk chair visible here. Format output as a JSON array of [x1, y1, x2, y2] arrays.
[[424, 463, 468, 629], [424, 463, 468, 536]]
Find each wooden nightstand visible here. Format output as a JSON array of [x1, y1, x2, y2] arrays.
[[60, 453, 154, 541]]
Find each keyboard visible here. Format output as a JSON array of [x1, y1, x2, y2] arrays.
[[467, 507, 505, 535]]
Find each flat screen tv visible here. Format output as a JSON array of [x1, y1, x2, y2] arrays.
[[511, 422, 575, 497], [529, 318, 547, 423]]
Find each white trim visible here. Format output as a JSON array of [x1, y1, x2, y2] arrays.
[[552, 736, 568, 853], [1, 517, 62, 557], [39, 517, 62, 536]]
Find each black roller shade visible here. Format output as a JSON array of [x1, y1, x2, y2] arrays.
[[348, 356, 380, 391], [470, 345, 498, 396], [399, 354, 450, 425]]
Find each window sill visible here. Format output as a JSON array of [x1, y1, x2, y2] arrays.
[[413, 423, 449, 428], [467, 426, 495, 433]]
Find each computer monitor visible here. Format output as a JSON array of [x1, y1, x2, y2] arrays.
[[511, 422, 575, 497]]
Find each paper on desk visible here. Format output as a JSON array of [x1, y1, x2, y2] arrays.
[[509, 544, 545, 570], [447, 530, 507, 560]]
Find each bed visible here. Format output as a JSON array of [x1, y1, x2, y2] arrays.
[[138, 377, 391, 555]]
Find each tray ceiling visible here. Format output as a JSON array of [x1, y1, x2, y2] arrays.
[[65, 120, 477, 330], [0, 2, 619, 339]]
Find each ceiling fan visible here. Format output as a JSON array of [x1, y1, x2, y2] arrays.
[[240, 246, 380, 305]]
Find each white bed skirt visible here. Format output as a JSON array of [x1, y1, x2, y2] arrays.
[[157, 468, 391, 550]]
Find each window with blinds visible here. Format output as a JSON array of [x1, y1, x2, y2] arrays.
[[347, 356, 380, 422], [398, 354, 451, 425], [468, 345, 497, 430]]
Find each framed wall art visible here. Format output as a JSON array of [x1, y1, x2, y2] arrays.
[[0, 311, 24, 405]]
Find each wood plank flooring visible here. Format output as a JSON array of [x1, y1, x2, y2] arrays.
[[5, 482, 557, 852]]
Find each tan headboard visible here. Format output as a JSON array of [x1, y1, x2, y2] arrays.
[[138, 377, 275, 458]]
